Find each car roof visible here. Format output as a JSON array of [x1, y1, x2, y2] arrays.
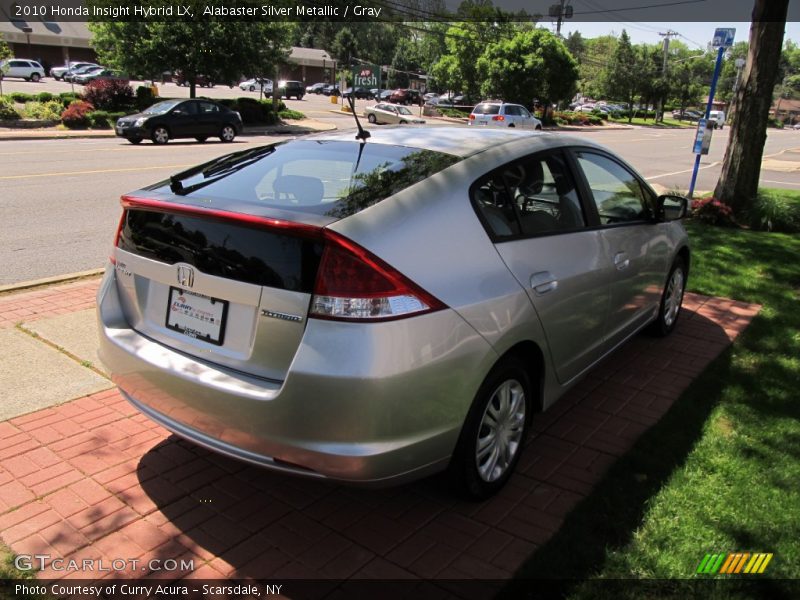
[[307, 126, 600, 158]]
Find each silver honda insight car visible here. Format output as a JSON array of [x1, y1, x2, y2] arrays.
[[97, 126, 690, 498]]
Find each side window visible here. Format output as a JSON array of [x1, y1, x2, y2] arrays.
[[176, 101, 198, 115], [505, 105, 520, 117], [520, 107, 532, 119], [198, 102, 219, 114], [576, 152, 652, 224], [472, 174, 521, 238], [508, 153, 586, 235], [472, 152, 586, 239]]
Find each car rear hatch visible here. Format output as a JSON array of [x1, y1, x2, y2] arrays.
[[109, 140, 462, 383], [470, 103, 501, 126]]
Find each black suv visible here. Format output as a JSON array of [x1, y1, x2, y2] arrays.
[[278, 80, 305, 100]]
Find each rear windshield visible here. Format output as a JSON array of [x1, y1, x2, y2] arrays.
[[473, 104, 501, 115], [156, 140, 461, 219]]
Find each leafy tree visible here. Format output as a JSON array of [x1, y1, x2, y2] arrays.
[[714, 0, 790, 213], [575, 35, 618, 101], [0, 32, 11, 60], [330, 27, 358, 66], [477, 27, 578, 109], [603, 31, 646, 122], [88, 19, 291, 99]]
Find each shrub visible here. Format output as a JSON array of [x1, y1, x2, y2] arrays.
[[22, 100, 63, 120], [82, 79, 134, 111], [743, 191, 800, 233], [0, 96, 20, 120], [691, 197, 735, 226], [36, 92, 55, 103], [61, 100, 94, 128], [9, 92, 34, 103], [278, 109, 305, 120], [767, 117, 785, 129], [135, 85, 155, 110]]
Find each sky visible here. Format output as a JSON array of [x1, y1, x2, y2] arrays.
[[559, 21, 800, 48]]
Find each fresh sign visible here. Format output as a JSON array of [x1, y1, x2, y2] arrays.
[[353, 65, 380, 88]]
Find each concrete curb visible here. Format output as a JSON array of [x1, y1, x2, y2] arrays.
[[0, 269, 104, 295]]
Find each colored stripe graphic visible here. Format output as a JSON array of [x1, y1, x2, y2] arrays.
[[701, 552, 774, 575]]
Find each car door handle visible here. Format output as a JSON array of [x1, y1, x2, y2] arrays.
[[530, 271, 558, 295], [614, 252, 630, 271]]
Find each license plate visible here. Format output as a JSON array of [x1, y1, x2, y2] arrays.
[[166, 287, 228, 346]]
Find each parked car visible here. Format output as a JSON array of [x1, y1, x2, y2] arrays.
[[77, 69, 129, 85], [50, 61, 96, 81], [0, 58, 45, 82], [72, 66, 106, 84], [64, 64, 105, 83], [469, 102, 543, 130], [377, 89, 393, 100], [97, 127, 690, 498], [708, 110, 726, 129], [239, 78, 273, 93], [306, 82, 327, 94], [342, 87, 374, 100], [175, 72, 215, 87], [277, 80, 305, 100], [364, 103, 426, 125], [322, 85, 341, 96], [114, 98, 242, 145], [389, 88, 424, 106], [672, 109, 703, 122]]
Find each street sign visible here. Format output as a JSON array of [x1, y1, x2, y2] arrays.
[[712, 28, 736, 48], [692, 119, 714, 155], [353, 64, 380, 89]]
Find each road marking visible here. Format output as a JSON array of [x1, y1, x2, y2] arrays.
[[646, 162, 721, 180], [0, 164, 194, 180], [761, 179, 800, 186]]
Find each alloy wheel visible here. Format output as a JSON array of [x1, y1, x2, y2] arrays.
[[476, 379, 526, 482]]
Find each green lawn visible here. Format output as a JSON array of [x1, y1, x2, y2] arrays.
[[509, 219, 800, 598], [608, 116, 695, 128]]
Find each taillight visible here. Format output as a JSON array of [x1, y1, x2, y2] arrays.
[[469, 114, 475, 120], [492, 115, 505, 121], [310, 231, 445, 322], [110, 209, 126, 264]]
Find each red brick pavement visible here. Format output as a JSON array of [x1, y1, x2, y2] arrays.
[[0, 281, 760, 582]]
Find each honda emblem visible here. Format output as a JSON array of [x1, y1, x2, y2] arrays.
[[176, 265, 194, 288]]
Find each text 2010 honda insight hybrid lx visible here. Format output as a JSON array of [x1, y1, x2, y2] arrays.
[[97, 127, 689, 498]]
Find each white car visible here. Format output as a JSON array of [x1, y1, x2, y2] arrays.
[[0, 58, 45, 82], [469, 102, 542, 130], [50, 61, 96, 80], [239, 78, 273, 93]]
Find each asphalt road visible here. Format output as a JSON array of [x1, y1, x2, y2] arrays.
[[2, 95, 799, 285]]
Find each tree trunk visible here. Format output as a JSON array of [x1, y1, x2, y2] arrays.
[[189, 81, 196, 99], [713, 0, 789, 212]]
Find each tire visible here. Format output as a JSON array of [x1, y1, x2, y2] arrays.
[[151, 126, 170, 145], [219, 125, 236, 143], [249, 85, 255, 91], [195, 136, 208, 143], [31, 73, 41, 82], [535, 125, 542, 131], [367, 114, 377, 124], [128, 137, 143, 145], [647, 257, 687, 337], [448, 357, 532, 500]]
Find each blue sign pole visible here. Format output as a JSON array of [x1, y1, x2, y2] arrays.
[[688, 45, 726, 197]]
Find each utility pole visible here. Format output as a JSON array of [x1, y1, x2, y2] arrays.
[[550, 1, 573, 36], [656, 30, 679, 121]]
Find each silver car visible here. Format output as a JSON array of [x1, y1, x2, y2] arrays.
[[97, 127, 689, 498], [364, 103, 426, 125]]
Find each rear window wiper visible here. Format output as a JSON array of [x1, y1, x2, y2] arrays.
[[169, 145, 278, 195]]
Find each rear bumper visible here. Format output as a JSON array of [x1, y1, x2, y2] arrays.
[[97, 267, 496, 485]]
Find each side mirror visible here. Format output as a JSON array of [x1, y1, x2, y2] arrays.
[[656, 194, 689, 221]]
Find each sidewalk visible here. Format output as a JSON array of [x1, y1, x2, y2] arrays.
[[0, 118, 336, 142], [0, 276, 760, 583]]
